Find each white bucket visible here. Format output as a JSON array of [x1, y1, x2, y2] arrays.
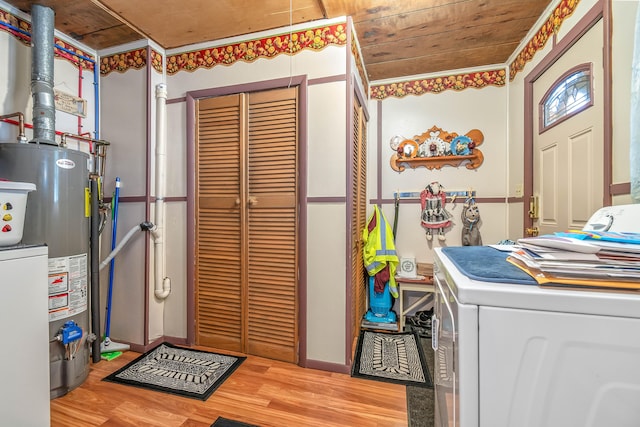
[[0, 181, 36, 246]]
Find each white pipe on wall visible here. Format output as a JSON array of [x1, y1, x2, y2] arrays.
[[153, 83, 171, 299]]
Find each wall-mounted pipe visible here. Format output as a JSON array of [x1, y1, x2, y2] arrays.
[[154, 83, 171, 299], [0, 112, 26, 142], [90, 178, 101, 363], [99, 222, 154, 271]]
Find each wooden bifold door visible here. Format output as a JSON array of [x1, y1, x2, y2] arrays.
[[350, 94, 368, 358], [195, 87, 299, 363]]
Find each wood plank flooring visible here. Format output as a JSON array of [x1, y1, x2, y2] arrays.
[[50, 347, 408, 427]]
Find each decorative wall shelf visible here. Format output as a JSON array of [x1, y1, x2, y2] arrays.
[[390, 126, 484, 172]]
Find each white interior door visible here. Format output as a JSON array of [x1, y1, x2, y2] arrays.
[[532, 20, 604, 236]]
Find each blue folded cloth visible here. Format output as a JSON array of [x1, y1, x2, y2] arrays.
[[441, 246, 536, 285]]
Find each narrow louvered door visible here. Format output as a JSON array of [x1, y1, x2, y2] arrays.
[[195, 93, 246, 352], [246, 87, 298, 363], [351, 96, 367, 357]]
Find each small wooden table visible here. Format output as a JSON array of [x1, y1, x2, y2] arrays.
[[395, 276, 435, 331]]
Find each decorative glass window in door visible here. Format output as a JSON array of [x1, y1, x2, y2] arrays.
[[540, 63, 593, 132]]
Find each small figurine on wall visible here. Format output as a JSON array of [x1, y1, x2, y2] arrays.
[[461, 198, 483, 246], [420, 181, 452, 241]]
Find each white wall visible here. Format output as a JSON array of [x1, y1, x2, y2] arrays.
[[0, 31, 31, 140], [612, 0, 637, 190], [305, 80, 348, 364], [369, 83, 509, 265], [99, 51, 187, 346], [163, 100, 188, 339], [99, 68, 148, 345]]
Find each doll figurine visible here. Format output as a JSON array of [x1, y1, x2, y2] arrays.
[[420, 181, 452, 241]]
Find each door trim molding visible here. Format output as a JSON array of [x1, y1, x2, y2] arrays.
[[523, 0, 611, 235], [186, 75, 308, 365]]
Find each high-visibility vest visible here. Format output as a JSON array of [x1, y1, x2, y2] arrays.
[[362, 205, 399, 298]]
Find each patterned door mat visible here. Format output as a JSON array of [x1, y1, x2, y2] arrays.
[[211, 417, 259, 427], [103, 342, 246, 400], [351, 330, 433, 388]]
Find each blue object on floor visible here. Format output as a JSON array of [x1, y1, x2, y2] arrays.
[[365, 276, 397, 323]]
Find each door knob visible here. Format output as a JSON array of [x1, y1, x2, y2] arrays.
[[248, 196, 258, 206], [234, 197, 241, 206], [526, 227, 539, 237]]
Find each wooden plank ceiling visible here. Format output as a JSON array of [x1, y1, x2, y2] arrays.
[[3, 0, 552, 81]]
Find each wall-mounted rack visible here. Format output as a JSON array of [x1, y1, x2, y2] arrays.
[[390, 126, 484, 172], [394, 190, 476, 202]]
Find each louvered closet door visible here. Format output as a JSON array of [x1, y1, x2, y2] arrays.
[[195, 88, 298, 363], [196, 94, 246, 352], [246, 87, 298, 363], [350, 96, 367, 357]]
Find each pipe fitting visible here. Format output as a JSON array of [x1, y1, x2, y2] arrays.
[[140, 221, 155, 231], [156, 83, 167, 99], [154, 277, 171, 299], [0, 113, 27, 143]]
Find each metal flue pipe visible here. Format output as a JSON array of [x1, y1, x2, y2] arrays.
[[30, 4, 56, 145]]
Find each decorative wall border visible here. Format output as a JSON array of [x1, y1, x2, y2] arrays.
[[101, 23, 347, 76], [351, 32, 369, 95], [165, 23, 347, 75], [150, 49, 163, 74], [0, 8, 95, 70], [100, 48, 152, 76], [509, 0, 581, 81], [370, 69, 507, 99]]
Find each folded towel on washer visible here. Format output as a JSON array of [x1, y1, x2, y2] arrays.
[[441, 246, 537, 285]]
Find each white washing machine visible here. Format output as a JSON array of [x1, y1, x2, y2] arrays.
[[432, 204, 640, 427], [0, 245, 50, 426]]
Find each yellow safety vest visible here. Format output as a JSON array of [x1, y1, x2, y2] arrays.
[[362, 205, 399, 298]]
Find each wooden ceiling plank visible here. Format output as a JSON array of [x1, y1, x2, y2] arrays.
[[322, 0, 471, 23], [98, 0, 325, 49], [362, 17, 541, 64], [365, 43, 518, 81], [2, 0, 143, 47], [356, 0, 548, 46]]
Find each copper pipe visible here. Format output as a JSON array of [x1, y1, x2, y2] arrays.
[[60, 132, 110, 146], [61, 132, 110, 178], [0, 112, 26, 142]]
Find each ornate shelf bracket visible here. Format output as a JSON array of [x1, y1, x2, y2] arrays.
[[390, 126, 484, 172]]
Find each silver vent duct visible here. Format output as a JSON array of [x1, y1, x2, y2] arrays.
[[30, 4, 56, 145]]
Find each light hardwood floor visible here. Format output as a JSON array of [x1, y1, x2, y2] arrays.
[[50, 347, 408, 427]]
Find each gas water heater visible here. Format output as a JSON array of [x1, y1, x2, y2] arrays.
[[0, 143, 91, 398]]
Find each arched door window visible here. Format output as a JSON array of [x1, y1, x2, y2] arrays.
[[539, 63, 593, 133]]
